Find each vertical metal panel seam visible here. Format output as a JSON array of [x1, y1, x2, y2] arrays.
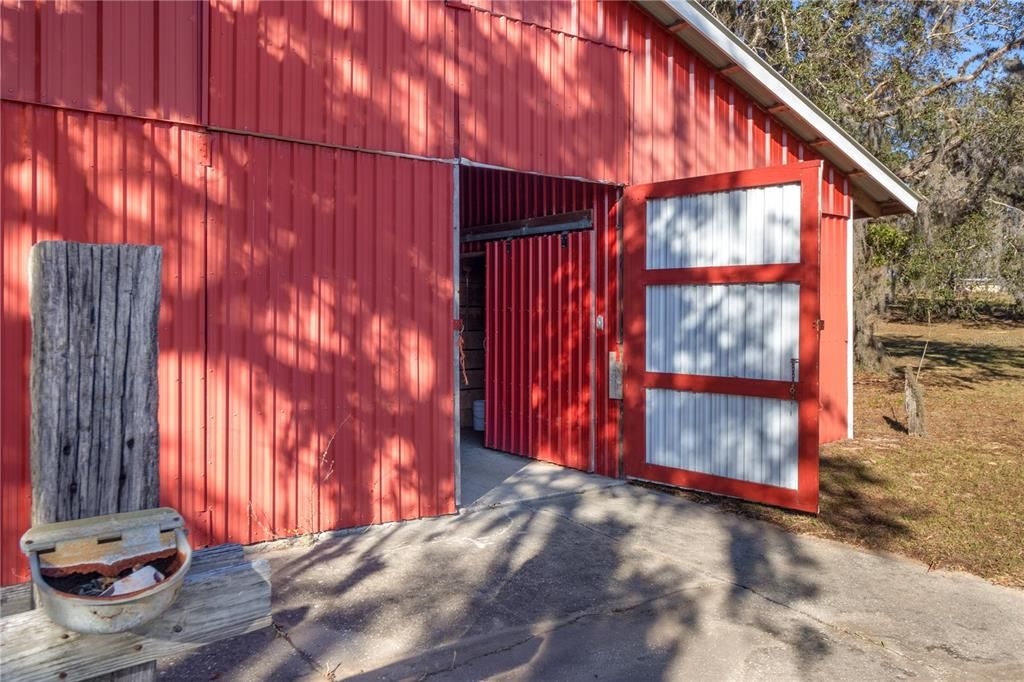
[[452, 162, 461, 507]]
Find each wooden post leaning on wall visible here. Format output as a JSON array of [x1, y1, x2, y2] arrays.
[[2, 240, 271, 682], [29, 241, 163, 682]]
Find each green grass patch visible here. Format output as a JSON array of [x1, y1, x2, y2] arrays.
[[672, 318, 1024, 587]]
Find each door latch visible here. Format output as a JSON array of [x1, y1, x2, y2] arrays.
[[789, 358, 799, 399], [609, 351, 623, 400]]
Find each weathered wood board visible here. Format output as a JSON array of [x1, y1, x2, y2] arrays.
[[28, 241, 166, 681], [0, 545, 271, 682], [29, 241, 163, 524], [0, 582, 32, 617]]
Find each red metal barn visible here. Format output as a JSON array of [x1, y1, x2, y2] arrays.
[[0, 0, 919, 584]]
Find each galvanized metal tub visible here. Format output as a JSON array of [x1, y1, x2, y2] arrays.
[[20, 509, 192, 634]]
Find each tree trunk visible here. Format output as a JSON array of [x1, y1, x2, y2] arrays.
[[852, 218, 889, 370]]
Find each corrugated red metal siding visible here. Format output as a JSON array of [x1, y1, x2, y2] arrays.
[[626, 4, 823, 184], [456, 0, 631, 49], [452, 3, 847, 195], [208, 0, 456, 159], [486, 233, 591, 471], [461, 167, 619, 477], [0, 101, 208, 583], [1, 0, 849, 196], [0, 0, 202, 124], [0, 99, 454, 583], [819, 172, 852, 444], [455, 6, 630, 183], [1, 0, 849, 195], [205, 134, 454, 543]]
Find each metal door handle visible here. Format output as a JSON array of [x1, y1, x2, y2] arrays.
[[789, 358, 799, 399]]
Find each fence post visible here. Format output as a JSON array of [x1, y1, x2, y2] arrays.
[[29, 241, 163, 682]]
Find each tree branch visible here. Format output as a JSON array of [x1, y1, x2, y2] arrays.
[[988, 198, 1024, 216], [867, 36, 1024, 120], [780, 10, 793, 63]]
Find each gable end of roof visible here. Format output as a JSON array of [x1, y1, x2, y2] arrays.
[[644, 0, 922, 216]]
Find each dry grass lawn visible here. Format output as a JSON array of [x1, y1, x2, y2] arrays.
[[673, 317, 1024, 588]]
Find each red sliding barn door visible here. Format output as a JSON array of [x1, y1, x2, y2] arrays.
[[622, 162, 823, 512], [485, 233, 592, 471]]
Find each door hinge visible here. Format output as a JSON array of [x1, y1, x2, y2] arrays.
[[814, 319, 825, 331], [198, 135, 212, 167], [560, 232, 569, 248]]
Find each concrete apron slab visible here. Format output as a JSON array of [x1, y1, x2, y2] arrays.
[[462, 461, 626, 511], [458, 432, 625, 509], [160, 485, 1024, 681]]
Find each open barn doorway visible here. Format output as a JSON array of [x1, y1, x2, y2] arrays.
[[456, 165, 615, 507]]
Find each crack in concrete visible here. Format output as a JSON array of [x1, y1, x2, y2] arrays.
[[416, 583, 717, 680], [273, 621, 336, 681], [532, 501, 942, 676]]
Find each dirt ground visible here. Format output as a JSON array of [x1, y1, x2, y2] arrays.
[[673, 317, 1024, 588]]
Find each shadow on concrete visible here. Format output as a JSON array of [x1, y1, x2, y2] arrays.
[[160, 478, 827, 680], [459, 430, 622, 510]]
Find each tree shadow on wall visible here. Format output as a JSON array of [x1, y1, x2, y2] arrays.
[[4, 2, 842, 678], [2, 0, 637, 563]]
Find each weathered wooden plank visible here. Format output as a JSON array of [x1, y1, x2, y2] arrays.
[[29, 242, 164, 682], [0, 582, 33, 617], [91, 663, 156, 682], [0, 558, 272, 682], [186, 543, 246, 572], [29, 241, 163, 525], [461, 331, 485, 349], [461, 349, 485, 371]]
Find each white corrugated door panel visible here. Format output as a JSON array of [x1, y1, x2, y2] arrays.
[[646, 184, 801, 269], [645, 283, 800, 381], [645, 390, 799, 490]]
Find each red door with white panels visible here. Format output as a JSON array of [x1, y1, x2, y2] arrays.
[[621, 162, 823, 512]]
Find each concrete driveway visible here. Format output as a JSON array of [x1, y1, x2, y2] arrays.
[[161, 482, 1024, 680]]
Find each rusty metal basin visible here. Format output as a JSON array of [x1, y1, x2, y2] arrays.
[[20, 508, 192, 634]]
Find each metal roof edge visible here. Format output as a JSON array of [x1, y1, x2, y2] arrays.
[[656, 0, 922, 215]]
